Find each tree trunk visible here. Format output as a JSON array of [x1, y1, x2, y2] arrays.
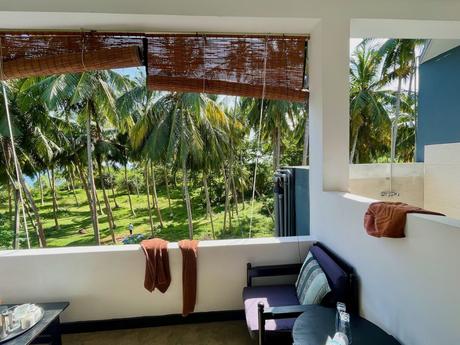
[[203, 173, 215, 239], [38, 172, 45, 206], [124, 164, 136, 216], [68, 166, 80, 207], [302, 112, 309, 166], [228, 147, 239, 217], [349, 127, 360, 164], [391, 77, 403, 165], [222, 164, 231, 232], [388, 76, 403, 193], [96, 190, 104, 215], [17, 165, 47, 247], [412, 56, 418, 162], [86, 109, 100, 245], [107, 164, 120, 209], [12, 188, 20, 249], [275, 126, 281, 170], [97, 158, 116, 244], [24, 201, 38, 236], [182, 160, 193, 240], [8, 180, 12, 233], [76, 162, 92, 208], [163, 165, 173, 218], [47, 168, 60, 231], [150, 162, 164, 227], [145, 162, 155, 236]]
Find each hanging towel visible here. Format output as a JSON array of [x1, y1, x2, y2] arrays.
[[140, 238, 171, 293], [364, 202, 444, 238], [178, 239, 199, 316]]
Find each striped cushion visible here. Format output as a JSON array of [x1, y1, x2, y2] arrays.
[[295, 251, 331, 305]]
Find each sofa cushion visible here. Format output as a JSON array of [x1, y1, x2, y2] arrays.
[[310, 245, 348, 307], [295, 251, 331, 305], [242, 285, 299, 333]]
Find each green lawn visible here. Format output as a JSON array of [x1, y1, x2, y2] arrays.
[[0, 186, 274, 248]]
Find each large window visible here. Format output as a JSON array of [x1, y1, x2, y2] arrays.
[[349, 38, 460, 220], [0, 33, 309, 249]]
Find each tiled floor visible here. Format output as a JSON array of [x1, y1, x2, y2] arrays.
[[63, 321, 256, 345]]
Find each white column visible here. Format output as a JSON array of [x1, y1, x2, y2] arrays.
[[309, 17, 350, 193]]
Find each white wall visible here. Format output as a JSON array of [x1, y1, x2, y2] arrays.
[[424, 143, 460, 218], [313, 192, 460, 345], [349, 163, 424, 207], [305, 11, 460, 345], [0, 237, 313, 322]]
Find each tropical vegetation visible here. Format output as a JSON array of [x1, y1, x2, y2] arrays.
[[0, 38, 424, 249]]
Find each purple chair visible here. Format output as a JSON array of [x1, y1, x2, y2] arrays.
[[242, 242, 358, 345]]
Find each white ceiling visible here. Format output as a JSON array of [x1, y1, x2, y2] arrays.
[[0, 12, 317, 34]]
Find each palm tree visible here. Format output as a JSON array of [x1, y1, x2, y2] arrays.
[[196, 97, 235, 238], [242, 98, 303, 170], [131, 92, 201, 239], [39, 71, 133, 245], [377, 39, 425, 164], [0, 79, 64, 248], [118, 82, 164, 228], [349, 43, 392, 163]]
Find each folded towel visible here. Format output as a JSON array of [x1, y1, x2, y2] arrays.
[[178, 239, 199, 316], [364, 202, 444, 238], [140, 238, 171, 293]]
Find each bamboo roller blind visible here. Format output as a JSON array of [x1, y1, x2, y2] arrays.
[[0, 32, 309, 102], [0, 32, 144, 79], [146, 34, 308, 102]]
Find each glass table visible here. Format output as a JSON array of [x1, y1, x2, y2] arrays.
[[292, 305, 401, 345], [0, 302, 69, 345]]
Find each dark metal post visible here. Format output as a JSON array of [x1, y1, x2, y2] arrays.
[[247, 263, 252, 287], [258, 302, 265, 345]]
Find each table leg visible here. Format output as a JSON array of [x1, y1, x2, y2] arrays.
[[48, 317, 63, 345]]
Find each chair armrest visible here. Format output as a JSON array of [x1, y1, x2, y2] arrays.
[[263, 304, 313, 320], [246, 263, 302, 287]]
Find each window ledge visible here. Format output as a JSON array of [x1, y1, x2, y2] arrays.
[[0, 236, 315, 257]]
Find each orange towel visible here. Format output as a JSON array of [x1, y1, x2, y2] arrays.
[[140, 238, 171, 293], [178, 239, 199, 316], [364, 202, 444, 238]]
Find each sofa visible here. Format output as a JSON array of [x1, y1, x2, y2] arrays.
[[242, 242, 358, 345]]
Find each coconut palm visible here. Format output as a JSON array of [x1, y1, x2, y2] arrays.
[[118, 82, 164, 230], [242, 98, 304, 170], [377, 39, 425, 164], [0, 79, 69, 247], [37, 70, 133, 245], [349, 43, 392, 163], [130, 92, 200, 239]]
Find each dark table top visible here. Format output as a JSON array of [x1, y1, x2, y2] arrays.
[[0, 302, 69, 345], [293, 305, 401, 345]]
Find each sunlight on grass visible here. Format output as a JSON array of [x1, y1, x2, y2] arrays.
[[1, 187, 274, 248]]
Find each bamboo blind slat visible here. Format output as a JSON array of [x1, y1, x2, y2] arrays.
[[0, 32, 145, 62], [1, 46, 142, 80], [0, 32, 144, 79], [0, 31, 309, 102], [146, 35, 308, 102]]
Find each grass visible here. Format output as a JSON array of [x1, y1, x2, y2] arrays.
[[0, 185, 274, 249]]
